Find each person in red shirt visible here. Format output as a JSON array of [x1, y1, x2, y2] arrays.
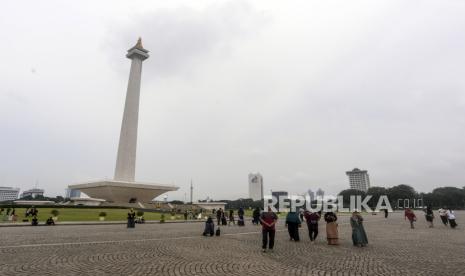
[[260, 206, 278, 252], [404, 208, 417, 229], [303, 210, 321, 241]]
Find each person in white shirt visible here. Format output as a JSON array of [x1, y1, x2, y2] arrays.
[[438, 208, 448, 226], [446, 208, 457, 228]]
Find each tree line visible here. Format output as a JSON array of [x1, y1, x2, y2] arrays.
[[339, 185, 465, 209]]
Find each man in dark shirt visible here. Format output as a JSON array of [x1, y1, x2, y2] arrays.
[[260, 207, 278, 252]]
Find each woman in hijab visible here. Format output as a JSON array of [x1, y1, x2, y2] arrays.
[[324, 212, 339, 245], [350, 211, 368, 247], [203, 216, 215, 236]]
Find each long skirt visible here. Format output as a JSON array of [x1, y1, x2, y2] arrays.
[[352, 225, 368, 246], [326, 222, 339, 245]]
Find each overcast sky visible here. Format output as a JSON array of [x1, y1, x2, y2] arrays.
[[1, 0, 465, 200]]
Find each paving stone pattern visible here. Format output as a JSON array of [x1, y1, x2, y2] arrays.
[[0, 211, 463, 276]]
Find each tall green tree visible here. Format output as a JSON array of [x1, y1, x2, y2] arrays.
[[366, 186, 388, 207]]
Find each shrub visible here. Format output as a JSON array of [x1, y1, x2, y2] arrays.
[[160, 214, 165, 223], [136, 210, 144, 217], [99, 211, 107, 217], [51, 209, 59, 216]]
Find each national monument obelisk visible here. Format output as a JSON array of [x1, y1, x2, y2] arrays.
[[69, 39, 178, 204], [114, 38, 148, 182]]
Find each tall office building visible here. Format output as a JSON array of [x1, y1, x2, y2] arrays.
[[248, 173, 264, 201], [316, 188, 325, 199], [0, 187, 20, 202], [346, 168, 371, 192], [307, 189, 315, 200]]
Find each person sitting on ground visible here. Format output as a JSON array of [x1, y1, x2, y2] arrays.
[[203, 216, 215, 236], [46, 217, 55, 226]]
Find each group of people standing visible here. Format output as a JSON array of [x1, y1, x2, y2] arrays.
[[257, 207, 368, 252], [404, 206, 458, 229]]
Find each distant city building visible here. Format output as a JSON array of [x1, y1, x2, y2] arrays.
[[271, 191, 288, 211], [0, 187, 20, 202], [65, 188, 81, 198], [346, 168, 371, 192], [21, 188, 45, 199], [307, 189, 315, 200], [316, 188, 324, 199], [248, 173, 264, 201]]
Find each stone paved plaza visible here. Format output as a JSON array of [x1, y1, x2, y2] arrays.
[[0, 211, 463, 276]]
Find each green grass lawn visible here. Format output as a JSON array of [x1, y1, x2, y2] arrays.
[[2, 208, 185, 222]]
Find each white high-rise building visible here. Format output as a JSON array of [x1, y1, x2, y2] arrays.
[[346, 168, 371, 192], [0, 187, 20, 202], [248, 173, 264, 201]]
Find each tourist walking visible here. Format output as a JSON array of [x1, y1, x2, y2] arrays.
[[446, 208, 457, 228], [438, 207, 448, 226], [424, 205, 434, 228], [260, 206, 278, 252], [404, 208, 416, 229], [252, 207, 261, 225], [228, 209, 235, 225], [324, 212, 339, 245], [221, 212, 227, 225], [127, 208, 136, 228], [350, 211, 368, 247], [203, 216, 215, 236], [238, 207, 245, 226], [384, 208, 388, 218], [216, 208, 223, 225], [303, 210, 320, 241], [285, 211, 301, 242]]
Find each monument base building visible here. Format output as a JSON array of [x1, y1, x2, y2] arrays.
[[69, 180, 178, 203]]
